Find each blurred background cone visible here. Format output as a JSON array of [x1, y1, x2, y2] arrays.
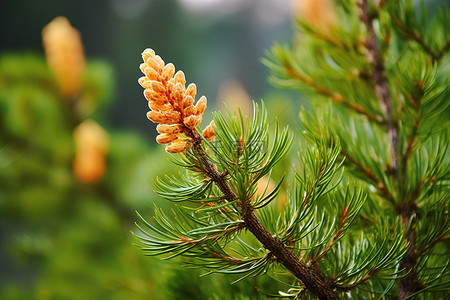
[[292, 0, 337, 35], [73, 119, 109, 183], [42, 17, 85, 100], [217, 80, 252, 118]]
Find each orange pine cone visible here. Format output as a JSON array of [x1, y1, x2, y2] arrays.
[[138, 48, 217, 153]]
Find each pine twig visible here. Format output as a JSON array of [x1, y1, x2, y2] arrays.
[[302, 24, 355, 52], [203, 247, 245, 265], [187, 128, 341, 300], [284, 64, 383, 124], [415, 215, 449, 258], [303, 24, 366, 57], [282, 162, 327, 239], [393, 18, 450, 62], [400, 82, 423, 197], [436, 40, 450, 61], [338, 272, 373, 292], [340, 148, 395, 206], [314, 206, 349, 263]]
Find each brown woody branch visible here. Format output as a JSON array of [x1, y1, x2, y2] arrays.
[[188, 128, 340, 300]]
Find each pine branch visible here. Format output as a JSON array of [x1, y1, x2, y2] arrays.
[[329, 217, 408, 294], [297, 21, 359, 54], [400, 81, 423, 195], [359, 0, 399, 180], [187, 128, 341, 300], [202, 247, 246, 265], [416, 214, 449, 258], [393, 18, 450, 62], [283, 64, 383, 125], [436, 40, 450, 61], [338, 272, 373, 292], [404, 93, 421, 156], [313, 213, 348, 268], [340, 148, 395, 205], [282, 171, 324, 240]]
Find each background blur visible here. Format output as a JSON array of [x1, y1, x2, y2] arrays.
[[1, 0, 295, 136], [0, 0, 297, 299]]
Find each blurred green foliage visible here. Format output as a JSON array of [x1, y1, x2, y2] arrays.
[[0, 52, 165, 299], [0, 50, 297, 299]]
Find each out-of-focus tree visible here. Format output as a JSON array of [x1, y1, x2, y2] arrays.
[[0, 17, 165, 300]]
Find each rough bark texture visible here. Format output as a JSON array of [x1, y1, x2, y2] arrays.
[[189, 129, 340, 300], [243, 210, 340, 300]]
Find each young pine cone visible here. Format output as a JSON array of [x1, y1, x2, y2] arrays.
[[138, 48, 216, 153]]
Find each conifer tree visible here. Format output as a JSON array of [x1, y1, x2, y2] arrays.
[[135, 0, 449, 299]]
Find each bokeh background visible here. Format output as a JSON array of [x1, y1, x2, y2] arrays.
[[1, 0, 296, 137], [0, 0, 297, 299]]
